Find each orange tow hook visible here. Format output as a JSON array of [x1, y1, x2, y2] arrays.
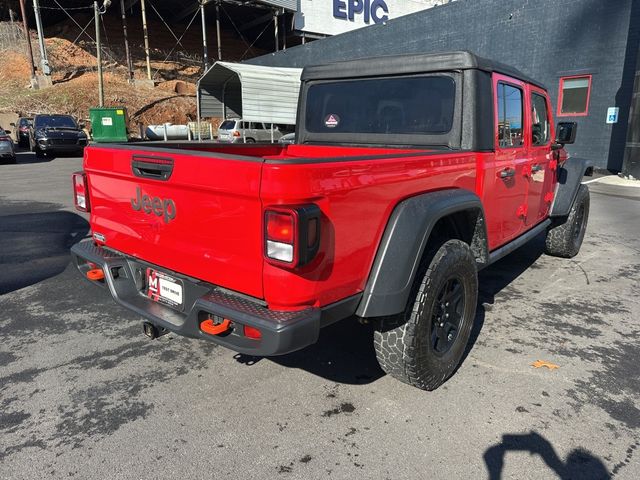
[[86, 268, 105, 281], [200, 318, 232, 336]]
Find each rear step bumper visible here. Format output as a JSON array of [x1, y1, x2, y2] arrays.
[[71, 240, 360, 356]]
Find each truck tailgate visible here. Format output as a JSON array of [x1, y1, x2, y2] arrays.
[[84, 146, 264, 299]]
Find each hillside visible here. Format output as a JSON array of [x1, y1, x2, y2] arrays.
[[0, 34, 200, 130]]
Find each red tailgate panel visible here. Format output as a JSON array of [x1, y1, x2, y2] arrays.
[[84, 146, 265, 299]]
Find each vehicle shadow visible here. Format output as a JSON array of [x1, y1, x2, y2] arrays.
[[15, 151, 53, 164], [484, 431, 610, 479], [239, 235, 546, 387], [0, 203, 89, 295]]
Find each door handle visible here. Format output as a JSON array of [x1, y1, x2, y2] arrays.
[[499, 168, 516, 179]]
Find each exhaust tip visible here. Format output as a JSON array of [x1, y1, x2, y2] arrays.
[[143, 322, 159, 340]]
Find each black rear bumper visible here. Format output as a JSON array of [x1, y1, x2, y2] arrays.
[[70, 240, 360, 356]]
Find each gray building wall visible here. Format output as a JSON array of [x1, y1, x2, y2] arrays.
[[249, 0, 640, 171]]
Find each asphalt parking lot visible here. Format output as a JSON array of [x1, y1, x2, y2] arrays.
[[1, 151, 639, 479]]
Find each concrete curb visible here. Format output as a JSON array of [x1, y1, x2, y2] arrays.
[[582, 175, 640, 188]]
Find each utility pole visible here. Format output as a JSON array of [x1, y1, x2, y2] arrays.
[[273, 9, 279, 52], [140, 0, 152, 80], [282, 9, 286, 51], [32, 0, 51, 76], [94, 2, 104, 107], [200, 0, 209, 70], [120, 0, 134, 82], [216, 1, 222, 60], [18, 0, 36, 80]]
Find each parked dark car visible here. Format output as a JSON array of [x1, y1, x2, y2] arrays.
[[29, 114, 88, 158], [0, 125, 16, 164], [10, 117, 32, 148]]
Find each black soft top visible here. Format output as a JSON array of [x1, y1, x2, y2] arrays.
[[301, 51, 545, 90]]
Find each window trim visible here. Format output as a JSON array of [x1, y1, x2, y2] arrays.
[[557, 74, 592, 117], [496, 80, 526, 150]]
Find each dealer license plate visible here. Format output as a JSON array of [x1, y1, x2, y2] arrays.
[[146, 268, 183, 309]]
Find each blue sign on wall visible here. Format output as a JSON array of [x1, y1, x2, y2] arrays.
[[333, 0, 389, 24]]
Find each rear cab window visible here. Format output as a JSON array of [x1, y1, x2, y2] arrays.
[[306, 76, 455, 135]]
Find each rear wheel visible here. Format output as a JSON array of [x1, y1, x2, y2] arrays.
[[544, 184, 590, 258], [34, 146, 45, 158], [244, 138, 256, 143], [373, 239, 478, 390]]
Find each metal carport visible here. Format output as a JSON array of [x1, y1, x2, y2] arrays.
[[197, 61, 303, 127]]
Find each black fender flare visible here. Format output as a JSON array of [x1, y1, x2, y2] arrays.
[[550, 157, 593, 217], [356, 189, 488, 318]]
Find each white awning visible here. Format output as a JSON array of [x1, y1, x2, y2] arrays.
[[198, 61, 303, 125]]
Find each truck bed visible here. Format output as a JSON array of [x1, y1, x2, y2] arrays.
[[83, 142, 477, 309]]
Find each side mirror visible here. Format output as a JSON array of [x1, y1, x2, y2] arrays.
[[79, 123, 86, 129], [555, 121, 577, 145]]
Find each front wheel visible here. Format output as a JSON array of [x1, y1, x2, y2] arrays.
[[373, 239, 478, 390], [544, 184, 590, 258]]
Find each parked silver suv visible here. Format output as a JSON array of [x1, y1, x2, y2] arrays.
[[217, 119, 282, 143], [0, 125, 16, 164]]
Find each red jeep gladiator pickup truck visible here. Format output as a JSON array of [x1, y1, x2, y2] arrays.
[[71, 52, 591, 390]]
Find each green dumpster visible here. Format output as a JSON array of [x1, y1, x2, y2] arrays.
[[89, 107, 128, 143]]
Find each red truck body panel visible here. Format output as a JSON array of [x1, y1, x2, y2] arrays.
[[259, 149, 478, 309]]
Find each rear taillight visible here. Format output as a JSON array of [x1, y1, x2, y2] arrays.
[[264, 205, 321, 267], [72, 171, 90, 212], [233, 131, 241, 137]]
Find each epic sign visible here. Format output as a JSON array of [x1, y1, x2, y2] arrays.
[[333, 0, 389, 24], [296, 0, 445, 37]]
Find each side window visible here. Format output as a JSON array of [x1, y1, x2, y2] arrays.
[[497, 82, 524, 148], [531, 93, 550, 146], [558, 75, 591, 116]]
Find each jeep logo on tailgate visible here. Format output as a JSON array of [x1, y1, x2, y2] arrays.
[[131, 187, 176, 223]]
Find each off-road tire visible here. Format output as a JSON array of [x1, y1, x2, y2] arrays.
[[544, 184, 590, 258], [373, 239, 478, 390]]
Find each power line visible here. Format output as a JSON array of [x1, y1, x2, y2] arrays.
[[152, 8, 200, 80]]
